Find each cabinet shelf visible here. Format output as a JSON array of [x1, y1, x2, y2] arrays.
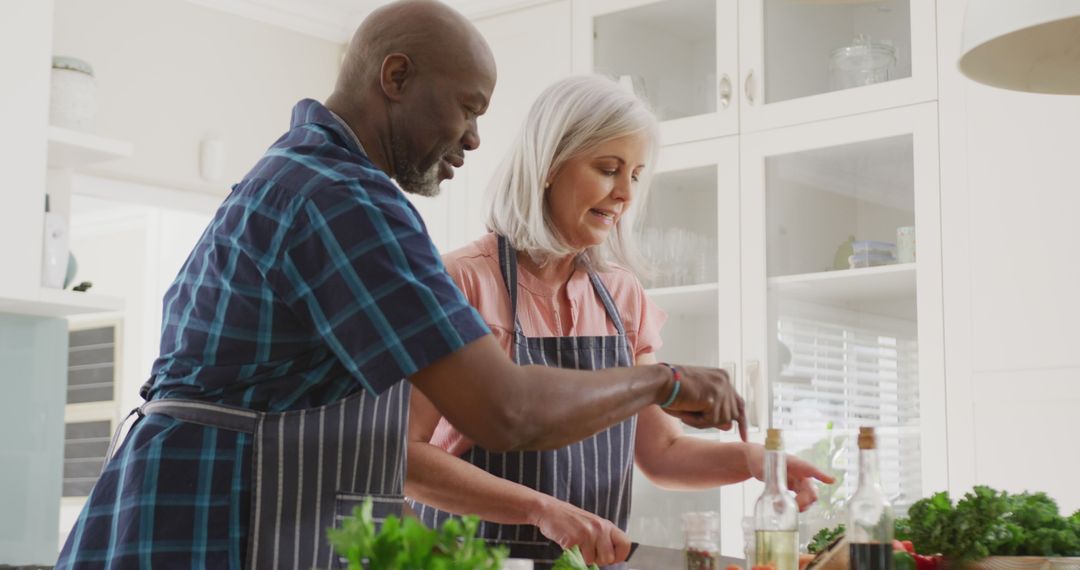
[[0, 288, 124, 318], [47, 126, 132, 169], [768, 263, 915, 307], [645, 282, 718, 316]]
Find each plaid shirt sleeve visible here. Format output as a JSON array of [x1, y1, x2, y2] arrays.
[[267, 178, 489, 396]]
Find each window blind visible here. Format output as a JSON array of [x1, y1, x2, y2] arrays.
[[773, 313, 921, 513], [64, 324, 118, 498]]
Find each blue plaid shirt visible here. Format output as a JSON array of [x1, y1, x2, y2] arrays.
[[57, 99, 489, 568], [144, 99, 488, 411]]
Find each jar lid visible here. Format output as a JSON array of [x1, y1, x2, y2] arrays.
[[52, 56, 94, 76]]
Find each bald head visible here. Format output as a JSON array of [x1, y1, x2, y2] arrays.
[[335, 0, 495, 98], [326, 0, 497, 196]]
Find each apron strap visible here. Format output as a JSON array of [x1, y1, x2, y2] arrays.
[[140, 398, 261, 433], [495, 234, 523, 336], [101, 399, 262, 477], [496, 234, 627, 338], [101, 407, 142, 476], [588, 270, 626, 337]]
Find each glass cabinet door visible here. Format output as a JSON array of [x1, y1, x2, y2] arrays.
[[573, 0, 739, 144], [628, 136, 743, 552], [738, 102, 947, 548], [738, 0, 937, 132]]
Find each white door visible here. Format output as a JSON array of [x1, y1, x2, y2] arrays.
[[572, 0, 739, 144], [738, 102, 946, 547], [738, 0, 937, 133]]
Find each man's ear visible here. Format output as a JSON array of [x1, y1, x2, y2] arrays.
[[380, 53, 413, 102]]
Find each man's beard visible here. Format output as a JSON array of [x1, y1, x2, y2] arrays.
[[391, 132, 442, 197]]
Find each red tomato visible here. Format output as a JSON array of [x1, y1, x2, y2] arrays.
[[892, 539, 907, 552], [725, 565, 743, 570], [913, 554, 943, 570], [901, 540, 915, 554]]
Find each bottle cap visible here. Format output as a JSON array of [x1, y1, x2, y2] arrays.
[[765, 428, 783, 451], [858, 426, 877, 449]]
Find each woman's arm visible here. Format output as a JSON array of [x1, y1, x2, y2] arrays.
[[406, 388, 632, 566], [633, 353, 834, 509]]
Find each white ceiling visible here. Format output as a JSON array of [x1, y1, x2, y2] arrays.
[[183, 0, 552, 43]]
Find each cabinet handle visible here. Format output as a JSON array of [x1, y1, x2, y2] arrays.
[[721, 361, 737, 392], [744, 359, 763, 429], [744, 69, 757, 106], [718, 74, 732, 109]]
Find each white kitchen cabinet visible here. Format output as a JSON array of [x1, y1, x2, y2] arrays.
[[645, 137, 740, 369], [572, 0, 739, 144], [628, 137, 743, 551], [560, 0, 945, 556], [738, 102, 947, 542], [738, 0, 937, 133]]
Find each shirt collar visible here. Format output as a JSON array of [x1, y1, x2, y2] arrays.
[[289, 98, 367, 157], [326, 109, 366, 156]]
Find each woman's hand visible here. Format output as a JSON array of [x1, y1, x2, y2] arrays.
[[744, 443, 836, 511], [529, 496, 632, 567]]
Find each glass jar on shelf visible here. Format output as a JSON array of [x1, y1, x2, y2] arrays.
[[829, 34, 897, 91]]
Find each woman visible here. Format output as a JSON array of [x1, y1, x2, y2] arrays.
[[406, 75, 833, 569]]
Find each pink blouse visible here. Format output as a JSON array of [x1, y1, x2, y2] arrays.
[[428, 232, 667, 455]]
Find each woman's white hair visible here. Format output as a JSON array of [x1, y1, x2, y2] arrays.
[[486, 74, 660, 274]]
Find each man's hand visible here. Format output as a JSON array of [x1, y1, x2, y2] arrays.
[[745, 444, 836, 511], [661, 365, 747, 441], [529, 496, 632, 567]]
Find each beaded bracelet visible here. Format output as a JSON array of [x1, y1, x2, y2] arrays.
[[658, 362, 681, 409]]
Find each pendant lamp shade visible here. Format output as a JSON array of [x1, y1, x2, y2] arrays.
[[959, 0, 1080, 94]]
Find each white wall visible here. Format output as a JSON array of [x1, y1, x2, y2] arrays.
[[459, 0, 574, 249], [938, 1, 1080, 511], [0, 0, 53, 298], [51, 0, 342, 196]]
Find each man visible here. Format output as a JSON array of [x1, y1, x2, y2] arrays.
[[57, 1, 744, 568]]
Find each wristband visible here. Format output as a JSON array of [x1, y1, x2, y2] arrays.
[[658, 362, 681, 409]]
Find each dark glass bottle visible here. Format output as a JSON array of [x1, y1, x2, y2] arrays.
[[848, 427, 894, 570]]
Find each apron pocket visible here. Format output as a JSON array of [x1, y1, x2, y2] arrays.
[[333, 491, 404, 530], [329, 493, 404, 569]]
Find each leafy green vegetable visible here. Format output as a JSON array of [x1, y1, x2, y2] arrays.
[[808, 524, 845, 554], [893, 550, 916, 570], [897, 486, 1080, 563], [328, 499, 509, 569], [552, 545, 599, 570]]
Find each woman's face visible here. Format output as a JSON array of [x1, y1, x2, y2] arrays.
[[545, 132, 649, 251]]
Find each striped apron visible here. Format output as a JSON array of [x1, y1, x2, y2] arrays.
[[116, 382, 409, 569], [413, 235, 637, 570]]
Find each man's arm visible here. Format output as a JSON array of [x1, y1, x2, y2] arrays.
[[408, 335, 743, 452]]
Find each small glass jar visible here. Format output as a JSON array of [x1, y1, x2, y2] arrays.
[[829, 35, 897, 91], [682, 511, 721, 570]]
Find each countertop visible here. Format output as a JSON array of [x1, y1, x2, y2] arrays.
[[629, 544, 743, 570]]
